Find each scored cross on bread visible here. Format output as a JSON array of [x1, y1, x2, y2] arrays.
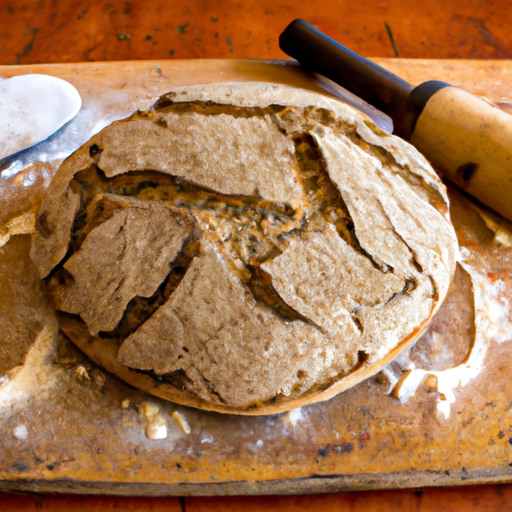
[[32, 83, 459, 414]]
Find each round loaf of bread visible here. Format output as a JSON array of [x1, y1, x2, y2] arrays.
[[33, 83, 459, 414]]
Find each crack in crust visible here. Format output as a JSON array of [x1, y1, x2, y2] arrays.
[[38, 84, 458, 410]]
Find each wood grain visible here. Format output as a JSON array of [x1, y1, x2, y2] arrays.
[[1, 0, 512, 65], [187, 486, 512, 511], [2, 0, 512, 509], [1, 57, 512, 502], [3, 485, 512, 511]]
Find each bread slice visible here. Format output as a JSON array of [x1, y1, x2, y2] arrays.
[[33, 83, 459, 414]]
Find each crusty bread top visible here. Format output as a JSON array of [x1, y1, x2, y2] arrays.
[[97, 113, 304, 206], [0, 235, 56, 379], [32, 82, 459, 412], [48, 194, 196, 336]]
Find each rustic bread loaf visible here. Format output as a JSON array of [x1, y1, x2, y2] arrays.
[[33, 83, 459, 414]]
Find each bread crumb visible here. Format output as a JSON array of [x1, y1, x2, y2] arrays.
[[494, 228, 512, 247], [139, 401, 168, 440], [121, 399, 131, 409], [376, 368, 399, 395], [171, 411, 191, 434], [13, 424, 28, 440], [283, 408, 303, 426], [75, 365, 90, 381], [425, 375, 438, 388], [145, 418, 167, 440], [139, 401, 159, 420]]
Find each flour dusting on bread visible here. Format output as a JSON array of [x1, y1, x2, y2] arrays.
[[31, 83, 459, 414]]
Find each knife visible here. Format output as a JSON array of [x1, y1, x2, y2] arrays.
[[280, 19, 512, 223]]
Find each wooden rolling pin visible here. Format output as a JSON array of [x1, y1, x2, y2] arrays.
[[280, 19, 512, 222]]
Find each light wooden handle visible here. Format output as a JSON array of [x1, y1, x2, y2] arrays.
[[410, 86, 512, 222]]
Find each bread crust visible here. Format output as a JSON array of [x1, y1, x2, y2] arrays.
[[32, 83, 459, 414]]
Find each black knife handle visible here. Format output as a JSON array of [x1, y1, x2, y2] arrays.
[[280, 19, 512, 223], [279, 19, 415, 134]]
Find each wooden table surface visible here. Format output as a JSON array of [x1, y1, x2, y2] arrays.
[[2, 0, 512, 510]]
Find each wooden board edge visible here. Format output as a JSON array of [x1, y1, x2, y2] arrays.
[[1, 470, 512, 497]]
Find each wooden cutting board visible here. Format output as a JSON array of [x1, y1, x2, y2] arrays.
[[1, 59, 512, 496]]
